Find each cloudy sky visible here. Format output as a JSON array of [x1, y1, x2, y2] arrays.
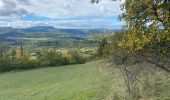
[[0, 0, 125, 29]]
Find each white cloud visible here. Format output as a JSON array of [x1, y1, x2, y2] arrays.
[[0, 0, 28, 20], [0, 0, 4, 7], [0, 0, 125, 28], [15, 0, 123, 19]]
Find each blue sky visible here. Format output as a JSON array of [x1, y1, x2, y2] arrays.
[[0, 0, 125, 29]]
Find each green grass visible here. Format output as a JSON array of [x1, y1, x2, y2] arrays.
[[0, 62, 169, 100], [0, 62, 112, 100]]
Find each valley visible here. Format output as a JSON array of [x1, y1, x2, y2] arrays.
[[0, 26, 112, 47]]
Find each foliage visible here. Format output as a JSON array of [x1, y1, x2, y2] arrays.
[[93, 0, 170, 99], [39, 49, 65, 66], [0, 46, 89, 72], [97, 37, 112, 57], [0, 42, 10, 56], [70, 50, 87, 64], [92, 0, 170, 72]]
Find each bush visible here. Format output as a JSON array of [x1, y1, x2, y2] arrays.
[[0, 56, 11, 72], [0, 48, 89, 73], [70, 50, 86, 64], [39, 49, 66, 66]]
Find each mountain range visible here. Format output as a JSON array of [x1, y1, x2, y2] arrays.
[[0, 26, 115, 46]]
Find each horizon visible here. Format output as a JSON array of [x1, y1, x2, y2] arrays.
[[0, 25, 122, 30]]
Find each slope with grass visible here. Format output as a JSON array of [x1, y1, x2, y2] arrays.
[[0, 62, 112, 100], [0, 62, 169, 100]]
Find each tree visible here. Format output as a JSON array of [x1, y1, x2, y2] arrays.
[[93, 0, 170, 98], [119, 0, 170, 71], [0, 42, 10, 56], [92, 0, 170, 72]]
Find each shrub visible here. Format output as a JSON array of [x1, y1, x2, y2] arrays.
[[70, 50, 86, 64], [0, 48, 89, 73], [0, 56, 11, 72], [39, 49, 66, 66]]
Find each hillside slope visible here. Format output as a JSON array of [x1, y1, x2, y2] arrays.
[[0, 62, 112, 100], [0, 62, 169, 100]]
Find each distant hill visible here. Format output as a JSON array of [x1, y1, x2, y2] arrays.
[[22, 26, 56, 32], [0, 27, 14, 34], [0, 26, 116, 46]]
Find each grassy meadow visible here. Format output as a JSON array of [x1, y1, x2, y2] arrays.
[[0, 62, 113, 100], [0, 61, 169, 100]]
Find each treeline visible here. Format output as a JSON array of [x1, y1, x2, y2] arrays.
[[0, 45, 87, 72], [34, 39, 99, 48]]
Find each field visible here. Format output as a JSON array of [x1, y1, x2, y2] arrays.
[[0, 62, 113, 100], [0, 62, 169, 100]]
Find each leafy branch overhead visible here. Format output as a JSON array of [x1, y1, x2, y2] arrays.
[[95, 0, 170, 72]]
